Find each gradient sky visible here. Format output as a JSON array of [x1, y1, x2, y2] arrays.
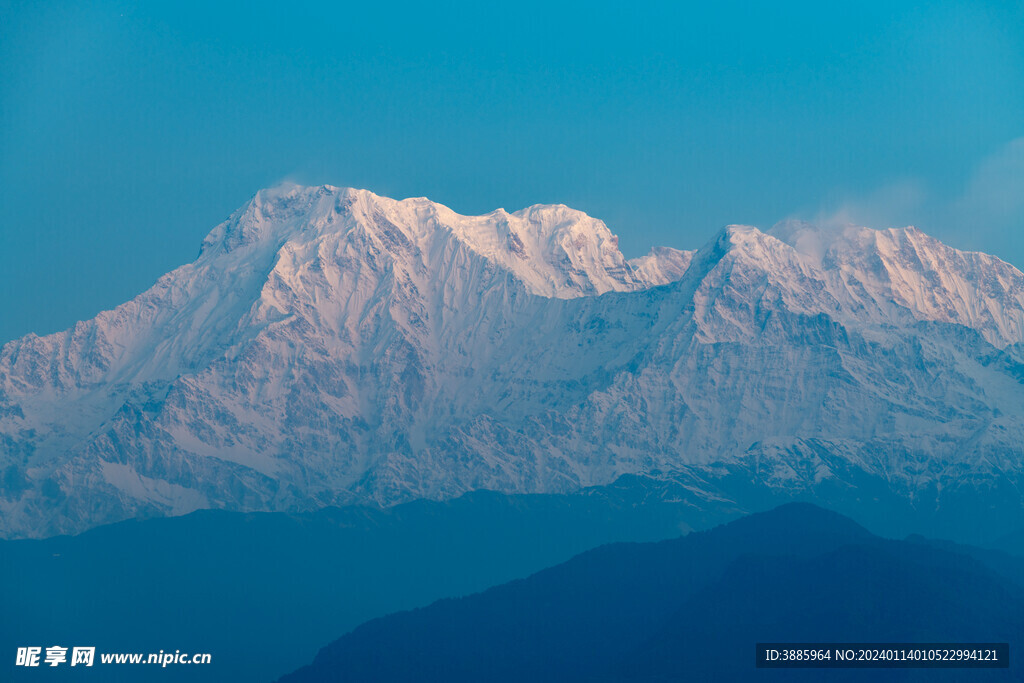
[[2, 0, 1023, 343]]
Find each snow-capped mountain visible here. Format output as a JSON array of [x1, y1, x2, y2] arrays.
[[2, 183, 1024, 538]]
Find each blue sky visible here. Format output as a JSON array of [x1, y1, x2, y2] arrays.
[[2, 0, 1023, 343]]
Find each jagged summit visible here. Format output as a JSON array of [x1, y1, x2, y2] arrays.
[[3, 186, 1024, 538], [199, 184, 688, 298], [681, 218, 1024, 347]]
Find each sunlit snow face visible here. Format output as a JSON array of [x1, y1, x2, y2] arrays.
[[3, 184, 1024, 541]]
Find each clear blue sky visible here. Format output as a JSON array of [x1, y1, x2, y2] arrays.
[[2, 0, 1023, 343]]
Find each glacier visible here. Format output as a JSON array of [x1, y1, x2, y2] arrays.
[[2, 183, 1024, 539]]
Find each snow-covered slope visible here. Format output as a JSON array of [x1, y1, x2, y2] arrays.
[[2, 184, 1023, 538], [768, 220, 1024, 347], [628, 246, 694, 287]]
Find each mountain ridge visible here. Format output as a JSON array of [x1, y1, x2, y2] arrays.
[[277, 503, 1024, 682], [2, 184, 1024, 539]]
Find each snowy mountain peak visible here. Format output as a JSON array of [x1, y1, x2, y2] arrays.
[[627, 247, 695, 287], [201, 185, 684, 299], [5, 187, 1024, 538], [721, 223, 762, 237], [705, 223, 781, 256], [683, 219, 1024, 348]]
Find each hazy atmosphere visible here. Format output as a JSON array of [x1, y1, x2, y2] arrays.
[[2, 0, 1023, 343]]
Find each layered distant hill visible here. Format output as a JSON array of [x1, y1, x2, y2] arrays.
[[278, 504, 1024, 683], [3, 184, 1024, 538], [0, 484, 710, 683]]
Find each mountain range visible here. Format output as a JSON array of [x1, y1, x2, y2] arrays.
[[3, 183, 1024, 539]]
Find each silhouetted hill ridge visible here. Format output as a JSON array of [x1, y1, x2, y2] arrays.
[[279, 503, 1024, 683]]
